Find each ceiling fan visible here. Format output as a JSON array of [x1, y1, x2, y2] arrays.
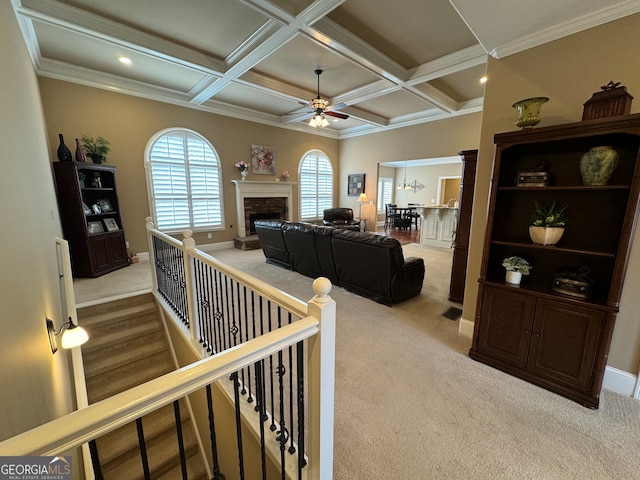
[[304, 69, 349, 127]]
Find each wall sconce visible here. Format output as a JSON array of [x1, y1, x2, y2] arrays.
[[46, 317, 89, 354]]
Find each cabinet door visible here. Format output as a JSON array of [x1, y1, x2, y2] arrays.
[[88, 236, 112, 273], [476, 287, 536, 367], [106, 232, 129, 267], [527, 299, 604, 390]]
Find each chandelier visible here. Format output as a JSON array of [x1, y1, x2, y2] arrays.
[[397, 160, 412, 190]]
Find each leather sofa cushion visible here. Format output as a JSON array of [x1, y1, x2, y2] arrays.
[[254, 219, 291, 269], [282, 222, 323, 278]]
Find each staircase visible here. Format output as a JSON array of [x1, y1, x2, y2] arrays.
[[77, 293, 209, 480]]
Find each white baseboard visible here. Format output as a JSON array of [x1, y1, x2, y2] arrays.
[[603, 365, 638, 397], [198, 240, 235, 252], [135, 241, 235, 263], [459, 317, 474, 337]]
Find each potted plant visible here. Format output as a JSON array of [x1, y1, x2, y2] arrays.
[[502, 256, 532, 285], [529, 201, 568, 245], [81, 134, 111, 164]]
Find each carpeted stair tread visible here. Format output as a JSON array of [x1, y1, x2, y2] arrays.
[[80, 293, 208, 477], [155, 453, 209, 480], [78, 303, 159, 333], [87, 350, 175, 403], [76, 293, 156, 319], [82, 318, 165, 356], [95, 403, 191, 465], [101, 415, 202, 480], [82, 330, 169, 379]]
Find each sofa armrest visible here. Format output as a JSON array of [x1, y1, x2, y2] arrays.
[[400, 256, 424, 271], [391, 256, 425, 304]]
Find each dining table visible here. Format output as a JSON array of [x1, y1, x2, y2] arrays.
[[392, 205, 418, 230]]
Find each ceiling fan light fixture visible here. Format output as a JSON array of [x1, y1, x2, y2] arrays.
[[309, 113, 329, 128]]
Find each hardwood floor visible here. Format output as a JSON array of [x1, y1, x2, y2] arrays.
[[376, 223, 420, 244]]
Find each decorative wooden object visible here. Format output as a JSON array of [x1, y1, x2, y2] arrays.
[[469, 114, 640, 408], [582, 81, 633, 121], [53, 162, 129, 277]]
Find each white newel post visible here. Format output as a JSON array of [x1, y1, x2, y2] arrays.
[[306, 277, 336, 480], [182, 230, 198, 342], [145, 217, 158, 292]]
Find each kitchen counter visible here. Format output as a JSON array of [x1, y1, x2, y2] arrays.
[[417, 206, 458, 248]]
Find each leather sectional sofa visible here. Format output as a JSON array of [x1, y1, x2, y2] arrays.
[[254, 219, 425, 305]]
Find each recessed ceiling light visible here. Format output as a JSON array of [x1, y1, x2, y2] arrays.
[[480, 76, 488, 84], [118, 56, 132, 65]]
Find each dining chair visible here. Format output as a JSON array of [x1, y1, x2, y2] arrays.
[[384, 204, 398, 230]]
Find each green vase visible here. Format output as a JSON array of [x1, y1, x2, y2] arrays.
[[513, 97, 549, 128], [580, 146, 619, 186]]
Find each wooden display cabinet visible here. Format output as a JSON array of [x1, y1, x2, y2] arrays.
[[53, 162, 129, 277], [469, 114, 640, 408]]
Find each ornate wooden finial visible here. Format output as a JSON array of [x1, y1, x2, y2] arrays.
[[601, 81, 622, 91]]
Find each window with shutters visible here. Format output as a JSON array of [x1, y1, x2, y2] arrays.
[[299, 150, 333, 221], [377, 177, 393, 213], [145, 128, 224, 233]]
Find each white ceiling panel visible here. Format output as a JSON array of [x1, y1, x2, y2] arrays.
[[34, 21, 207, 92], [13, 0, 640, 138]]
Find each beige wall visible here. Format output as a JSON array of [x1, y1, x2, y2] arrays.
[[38, 78, 339, 255], [0, 0, 77, 447], [466, 13, 640, 373], [341, 113, 481, 230]]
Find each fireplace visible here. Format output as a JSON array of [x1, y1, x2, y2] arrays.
[[232, 180, 294, 238]]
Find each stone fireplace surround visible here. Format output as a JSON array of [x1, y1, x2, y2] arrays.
[[231, 180, 295, 238]]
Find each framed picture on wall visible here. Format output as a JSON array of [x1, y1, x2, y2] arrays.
[[251, 144, 276, 174], [348, 173, 365, 196]]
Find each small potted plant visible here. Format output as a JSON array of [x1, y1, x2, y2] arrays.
[[81, 134, 111, 164], [529, 201, 569, 245], [502, 256, 532, 285]]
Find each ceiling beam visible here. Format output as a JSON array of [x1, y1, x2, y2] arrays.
[[189, 0, 346, 104]]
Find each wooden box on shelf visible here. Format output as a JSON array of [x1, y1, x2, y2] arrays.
[[469, 114, 640, 409], [53, 161, 129, 278], [582, 82, 633, 121]]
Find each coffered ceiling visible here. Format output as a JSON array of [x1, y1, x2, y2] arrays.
[[11, 0, 640, 138]]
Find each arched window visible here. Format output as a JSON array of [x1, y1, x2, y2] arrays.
[[299, 150, 333, 221], [145, 128, 223, 232]]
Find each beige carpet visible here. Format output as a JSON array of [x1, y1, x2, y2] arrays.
[[75, 244, 640, 479]]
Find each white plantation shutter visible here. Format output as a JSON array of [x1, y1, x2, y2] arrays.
[[299, 150, 333, 220], [377, 177, 393, 213], [147, 129, 223, 232]]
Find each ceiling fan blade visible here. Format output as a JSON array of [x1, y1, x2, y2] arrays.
[[325, 110, 349, 120], [327, 102, 347, 111]]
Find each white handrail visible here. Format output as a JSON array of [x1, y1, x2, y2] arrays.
[[0, 318, 319, 456]]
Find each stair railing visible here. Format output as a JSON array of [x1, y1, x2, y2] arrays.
[[145, 217, 336, 479]]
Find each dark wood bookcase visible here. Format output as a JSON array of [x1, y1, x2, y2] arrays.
[[469, 114, 640, 408], [53, 161, 129, 278]]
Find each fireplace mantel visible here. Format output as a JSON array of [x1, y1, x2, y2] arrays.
[[232, 180, 295, 238]]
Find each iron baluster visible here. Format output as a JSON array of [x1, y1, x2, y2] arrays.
[[173, 400, 188, 480], [135, 417, 151, 480]]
